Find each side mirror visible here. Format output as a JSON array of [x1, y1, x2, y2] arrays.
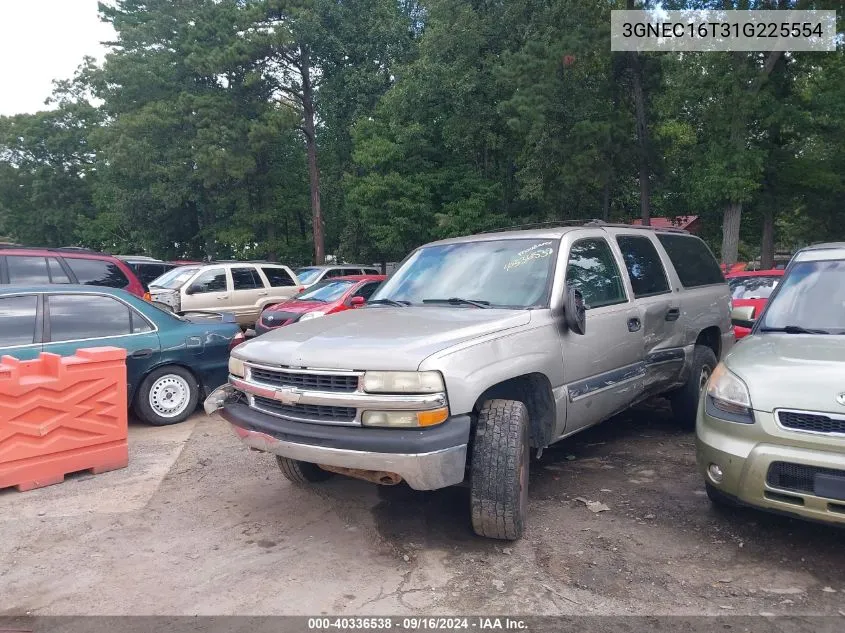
[[350, 296, 366, 308], [564, 287, 586, 335], [186, 283, 203, 295], [731, 305, 755, 329]]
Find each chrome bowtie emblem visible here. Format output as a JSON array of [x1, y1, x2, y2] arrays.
[[837, 392, 845, 406], [275, 386, 302, 405]]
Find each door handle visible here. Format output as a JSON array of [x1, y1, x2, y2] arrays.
[[257, 291, 268, 297], [665, 307, 681, 322], [627, 318, 642, 332], [217, 295, 229, 300], [131, 349, 154, 359]]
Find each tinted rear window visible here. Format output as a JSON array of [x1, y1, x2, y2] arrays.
[[0, 295, 38, 346], [656, 234, 725, 288], [134, 263, 172, 286], [6, 256, 51, 284], [66, 258, 130, 289], [261, 267, 296, 287], [48, 294, 132, 342]]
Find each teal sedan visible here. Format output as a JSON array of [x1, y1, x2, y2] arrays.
[[0, 285, 244, 425]]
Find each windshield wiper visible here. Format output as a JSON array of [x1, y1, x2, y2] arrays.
[[759, 325, 831, 335], [423, 297, 491, 309], [368, 298, 411, 307]]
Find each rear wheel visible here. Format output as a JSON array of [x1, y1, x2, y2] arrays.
[[671, 345, 717, 431], [470, 399, 530, 540], [276, 456, 334, 484]]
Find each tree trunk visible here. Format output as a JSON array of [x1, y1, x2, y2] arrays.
[[760, 208, 775, 269], [627, 0, 650, 226], [300, 47, 324, 265], [602, 178, 610, 222], [721, 201, 742, 267]]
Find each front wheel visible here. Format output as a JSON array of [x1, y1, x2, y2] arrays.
[[470, 399, 530, 540], [276, 456, 334, 484], [670, 345, 718, 431], [134, 366, 199, 425]]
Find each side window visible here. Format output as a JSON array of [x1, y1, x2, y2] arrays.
[[345, 268, 363, 276], [657, 234, 725, 288], [135, 263, 167, 287], [231, 267, 262, 290], [325, 269, 346, 279], [49, 295, 132, 342], [131, 309, 154, 333], [65, 258, 129, 289], [261, 267, 296, 287], [354, 282, 381, 302], [7, 256, 50, 284], [191, 268, 227, 293], [0, 295, 39, 346], [616, 235, 670, 298], [566, 239, 627, 309], [47, 258, 71, 283], [364, 268, 380, 276]]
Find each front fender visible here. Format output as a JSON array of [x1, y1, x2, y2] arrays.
[[418, 316, 564, 417]]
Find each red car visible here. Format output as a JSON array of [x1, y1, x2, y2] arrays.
[[254, 275, 385, 335], [0, 246, 146, 298], [726, 268, 785, 339]]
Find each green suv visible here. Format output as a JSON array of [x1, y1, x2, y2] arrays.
[[697, 242, 845, 524]]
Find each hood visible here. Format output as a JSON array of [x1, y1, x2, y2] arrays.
[[237, 307, 531, 371], [265, 299, 328, 315], [726, 334, 845, 414]]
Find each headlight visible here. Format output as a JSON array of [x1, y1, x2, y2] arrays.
[[706, 362, 754, 423], [362, 408, 449, 428], [229, 356, 245, 378], [362, 371, 445, 394], [299, 311, 327, 321]]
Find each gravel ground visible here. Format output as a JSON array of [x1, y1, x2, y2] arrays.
[[1, 402, 844, 616]]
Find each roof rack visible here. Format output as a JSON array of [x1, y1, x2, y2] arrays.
[[478, 219, 689, 235], [0, 244, 111, 255]]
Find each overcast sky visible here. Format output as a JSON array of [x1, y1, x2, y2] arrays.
[[0, 0, 114, 116]]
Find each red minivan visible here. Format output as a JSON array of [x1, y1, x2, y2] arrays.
[[0, 247, 146, 298], [726, 268, 785, 339]]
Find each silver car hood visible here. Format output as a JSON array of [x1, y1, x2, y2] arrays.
[[236, 307, 531, 371], [726, 334, 845, 414]]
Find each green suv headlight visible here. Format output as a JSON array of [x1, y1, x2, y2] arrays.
[[362, 371, 445, 394], [706, 362, 754, 423]]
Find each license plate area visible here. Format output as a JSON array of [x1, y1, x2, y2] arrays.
[[814, 473, 845, 502]]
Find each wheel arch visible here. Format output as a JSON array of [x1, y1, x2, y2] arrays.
[[472, 373, 556, 449], [131, 361, 203, 406], [696, 326, 722, 360]]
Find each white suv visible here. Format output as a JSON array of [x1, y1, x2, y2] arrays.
[[149, 262, 301, 327]]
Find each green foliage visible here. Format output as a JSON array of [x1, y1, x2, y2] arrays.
[[0, 0, 843, 265]]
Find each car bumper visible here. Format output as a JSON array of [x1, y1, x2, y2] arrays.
[[217, 399, 471, 491], [696, 400, 845, 525]]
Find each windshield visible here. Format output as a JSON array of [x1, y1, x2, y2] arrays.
[[296, 280, 355, 303], [296, 267, 324, 285], [150, 266, 200, 289], [371, 238, 558, 309], [760, 260, 845, 334], [729, 276, 780, 300]]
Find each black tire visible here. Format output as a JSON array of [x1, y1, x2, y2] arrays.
[[670, 344, 718, 431], [705, 482, 736, 508], [470, 399, 530, 540], [134, 365, 200, 426], [276, 456, 334, 484]]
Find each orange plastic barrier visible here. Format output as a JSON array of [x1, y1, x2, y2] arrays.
[[0, 348, 128, 492]]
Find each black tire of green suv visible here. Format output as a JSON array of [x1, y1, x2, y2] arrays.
[[276, 456, 334, 484], [470, 399, 530, 540], [670, 345, 718, 431]]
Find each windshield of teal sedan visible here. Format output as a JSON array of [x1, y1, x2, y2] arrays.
[[295, 267, 323, 285], [761, 260, 845, 333], [150, 266, 200, 289], [371, 239, 558, 308], [296, 280, 355, 302]]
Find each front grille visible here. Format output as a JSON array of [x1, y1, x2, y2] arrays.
[[767, 462, 845, 495], [778, 410, 845, 435], [249, 367, 359, 392], [252, 395, 356, 423]]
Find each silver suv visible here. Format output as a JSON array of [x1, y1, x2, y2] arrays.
[[207, 222, 732, 539]]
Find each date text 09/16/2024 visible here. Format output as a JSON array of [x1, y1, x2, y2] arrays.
[[307, 617, 529, 631]]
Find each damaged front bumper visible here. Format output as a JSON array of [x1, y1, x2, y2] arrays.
[[203, 386, 471, 491]]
